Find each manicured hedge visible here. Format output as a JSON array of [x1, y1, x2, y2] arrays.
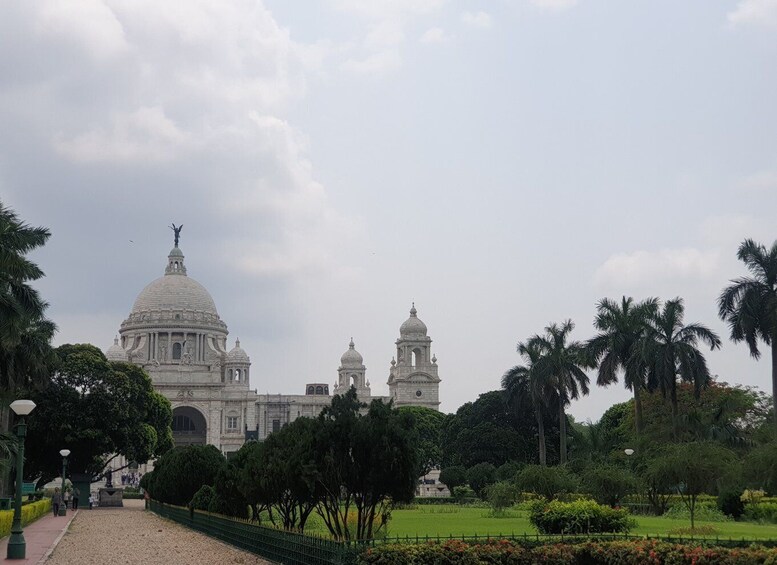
[[0, 498, 52, 538], [529, 499, 635, 534], [359, 539, 777, 564]]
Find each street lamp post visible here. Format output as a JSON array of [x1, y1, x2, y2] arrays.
[[58, 449, 70, 516], [7, 399, 36, 560]]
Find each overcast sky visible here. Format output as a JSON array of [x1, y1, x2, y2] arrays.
[[1, 1, 776, 420]]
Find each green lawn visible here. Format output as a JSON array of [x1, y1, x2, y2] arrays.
[[343, 505, 777, 541]]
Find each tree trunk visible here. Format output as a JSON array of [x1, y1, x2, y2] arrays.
[[559, 402, 567, 465], [772, 336, 777, 440], [633, 385, 643, 436], [536, 409, 546, 466]]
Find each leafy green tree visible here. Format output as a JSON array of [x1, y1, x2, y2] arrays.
[[515, 464, 579, 501], [24, 344, 173, 486], [718, 239, 777, 438], [641, 299, 721, 439], [234, 441, 272, 522], [439, 465, 467, 491], [146, 444, 225, 506], [587, 297, 658, 435], [314, 389, 417, 540], [581, 463, 636, 507], [646, 442, 735, 529], [440, 390, 557, 468], [261, 417, 319, 532], [496, 461, 522, 482], [503, 339, 556, 465], [743, 443, 777, 494], [211, 454, 250, 518], [466, 462, 496, 498], [486, 481, 518, 515], [531, 320, 592, 464], [397, 405, 446, 476]]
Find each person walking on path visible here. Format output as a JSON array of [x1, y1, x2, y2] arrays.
[[63, 488, 71, 510], [52, 488, 61, 516], [72, 487, 80, 510]]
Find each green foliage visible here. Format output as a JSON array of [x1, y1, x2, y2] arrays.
[[24, 344, 173, 486], [514, 464, 579, 501], [211, 453, 249, 519], [190, 484, 216, 511], [744, 501, 777, 523], [451, 485, 476, 501], [496, 461, 522, 482], [528, 498, 635, 534], [359, 539, 777, 565], [439, 465, 467, 491], [146, 444, 225, 506], [645, 442, 735, 529], [581, 463, 636, 506], [744, 443, 777, 493], [485, 481, 518, 515], [0, 498, 52, 538], [718, 487, 745, 520], [465, 462, 496, 498], [441, 390, 559, 468], [664, 501, 731, 522], [397, 406, 446, 476]]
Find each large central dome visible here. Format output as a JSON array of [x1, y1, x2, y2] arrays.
[[120, 246, 227, 334], [132, 274, 218, 316]]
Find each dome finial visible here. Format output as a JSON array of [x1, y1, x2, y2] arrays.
[[170, 223, 183, 247], [349, 337, 355, 348], [236, 338, 240, 347], [410, 302, 417, 316], [114, 335, 119, 345]]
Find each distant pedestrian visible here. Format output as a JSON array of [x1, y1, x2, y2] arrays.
[[52, 488, 61, 516], [88, 493, 94, 510], [63, 488, 71, 509], [72, 487, 80, 510]]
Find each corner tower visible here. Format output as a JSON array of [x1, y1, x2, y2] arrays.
[[387, 304, 441, 410], [335, 339, 371, 400]]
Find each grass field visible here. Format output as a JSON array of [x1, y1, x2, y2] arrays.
[[304, 505, 777, 541]]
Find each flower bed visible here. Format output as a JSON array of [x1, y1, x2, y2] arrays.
[[359, 539, 777, 564]]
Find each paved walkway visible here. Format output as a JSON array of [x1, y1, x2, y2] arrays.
[[0, 507, 76, 564], [46, 500, 271, 564]]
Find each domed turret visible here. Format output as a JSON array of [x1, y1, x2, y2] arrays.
[[105, 337, 127, 362], [227, 338, 250, 364], [340, 338, 363, 368], [399, 303, 427, 337]]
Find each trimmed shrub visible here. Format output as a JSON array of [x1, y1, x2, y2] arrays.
[[439, 466, 467, 492], [0, 498, 52, 538], [718, 487, 745, 520], [744, 501, 777, 523], [581, 463, 636, 507], [451, 485, 476, 502], [485, 481, 518, 515], [190, 485, 216, 511], [528, 498, 635, 534], [147, 445, 225, 506], [496, 461, 522, 482]]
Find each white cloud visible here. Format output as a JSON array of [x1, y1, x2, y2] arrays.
[[341, 50, 402, 74], [594, 248, 720, 289], [330, 0, 445, 20], [736, 170, 777, 192], [365, 20, 405, 47], [530, 0, 579, 12], [460, 11, 493, 29], [420, 27, 448, 43], [55, 106, 190, 162], [728, 0, 777, 29]]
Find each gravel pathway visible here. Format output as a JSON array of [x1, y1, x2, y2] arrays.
[[47, 499, 273, 564]]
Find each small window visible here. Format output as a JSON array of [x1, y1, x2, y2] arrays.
[[315, 385, 324, 395], [272, 419, 281, 433], [227, 416, 238, 431], [173, 343, 182, 360], [307, 386, 314, 395]]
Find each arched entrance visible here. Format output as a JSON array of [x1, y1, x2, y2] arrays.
[[171, 406, 207, 447]]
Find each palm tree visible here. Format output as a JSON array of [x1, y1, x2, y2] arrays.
[[587, 296, 658, 435], [0, 202, 54, 392], [502, 340, 555, 465], [641, 298, 721, 440], [718, 239, 777, 438], [532, 320, 592, 464]]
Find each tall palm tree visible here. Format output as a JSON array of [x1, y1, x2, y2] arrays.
[[587, 296, 658, 435], [718, 239, 777, 438], [641, 298, 721, 440], [0, 202, 53, 392], [502, 340, 555, 465], [532, 320, 592, 464]]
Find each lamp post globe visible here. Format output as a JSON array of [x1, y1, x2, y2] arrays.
[[7, 399, 35, 560], [59, 450, 70, 516], [624, 448, 635, 456]]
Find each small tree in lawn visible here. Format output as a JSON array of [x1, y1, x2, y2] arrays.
[[582, 463, 637, 507], [466, 462, 496, 498], [486, 481, 518, 515], [743, 443, 777, 494], [647, 442, 734, 529], [515, 464, 579, 501], [439, 465, 467, 492]]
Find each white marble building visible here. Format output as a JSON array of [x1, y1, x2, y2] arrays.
[[106, 239, 441, 455]]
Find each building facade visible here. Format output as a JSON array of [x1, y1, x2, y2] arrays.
[[106, 239, 441, 454]]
